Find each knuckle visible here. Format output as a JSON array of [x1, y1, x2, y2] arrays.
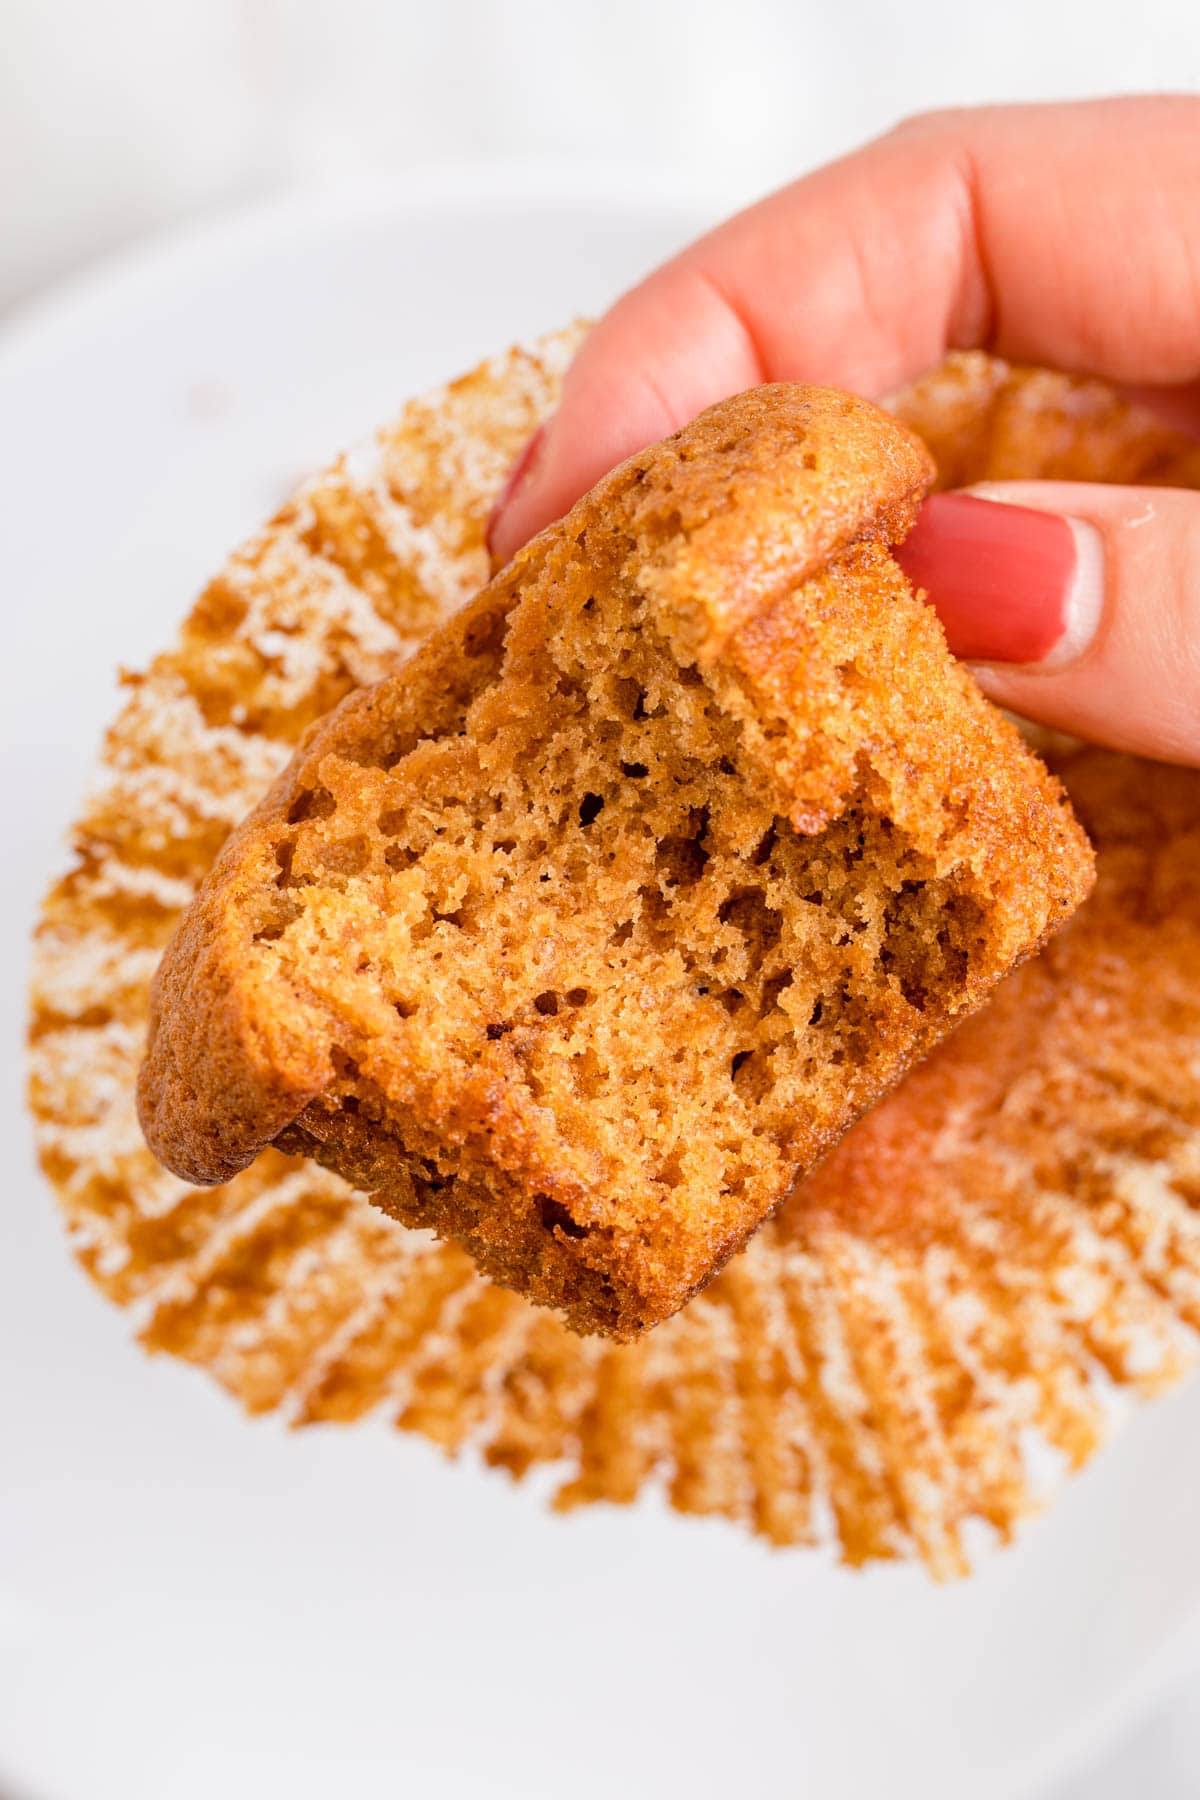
[[888, 105, 974, 143]]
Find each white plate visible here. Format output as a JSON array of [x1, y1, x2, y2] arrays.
[[3, 170, 1200, 1800]]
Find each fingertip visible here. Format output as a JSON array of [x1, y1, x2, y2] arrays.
[[906, 480, 1200, 767], [487, 259, 765, 565], [895, 492, 1092, 666], [485, 423, 547, 569], [484, 371, 680, 569]]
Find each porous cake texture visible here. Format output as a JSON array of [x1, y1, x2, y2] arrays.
[[138, 385, 1093, 1337], [29, 335, 1200, 1572]]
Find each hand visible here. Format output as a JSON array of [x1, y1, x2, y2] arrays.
[[488, 98, 1200, 767]]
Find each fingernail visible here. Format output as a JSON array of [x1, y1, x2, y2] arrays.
[[894, 492, 1104, 666], [485, 422, 547, 564]]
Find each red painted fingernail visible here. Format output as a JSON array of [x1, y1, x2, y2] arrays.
[[894, 492, 1104, 665], [485, 423, 547, 564]]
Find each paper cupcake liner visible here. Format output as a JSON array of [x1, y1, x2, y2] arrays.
[[29, 329, 1200, 1574]]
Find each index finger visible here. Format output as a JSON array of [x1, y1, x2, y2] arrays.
[[489, 96, 1200, 564]]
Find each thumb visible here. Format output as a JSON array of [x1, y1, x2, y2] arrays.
[[894, 483, 1200, 767]]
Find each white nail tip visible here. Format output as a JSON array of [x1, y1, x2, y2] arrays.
[[1041, 517, 1105, 669]]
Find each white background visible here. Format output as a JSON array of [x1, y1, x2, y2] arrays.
[[3, 3, 1199, 1794]]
